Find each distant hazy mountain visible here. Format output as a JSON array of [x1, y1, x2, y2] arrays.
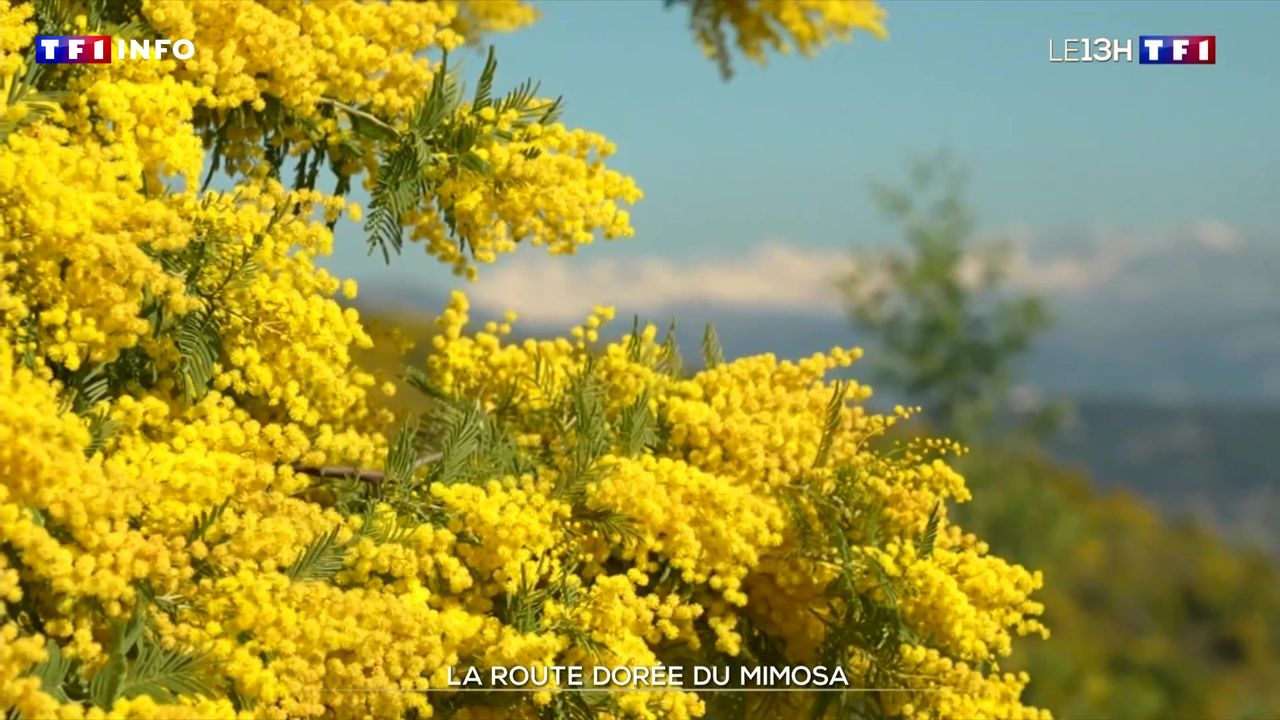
[[1052, 399, 1280, 555]]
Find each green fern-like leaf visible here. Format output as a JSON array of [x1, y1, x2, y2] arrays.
[[355, 504, 413, 545], [616, 389, 657, 456], [228, 679, 257, 712], [781, 490, 816, 546], [84, 410, 120, 458], [365, 142, 427, 263], [656, 318, 682, 377], [472, 45, 497, 110], [403, 365, 447, 400], [412, 49, 460, 137], [30, 639, 73, 705], [554, 366, 610, 498], [187, 499, 231, 543], [625, 316, 645, 363], [58, 362, 112, 415], [175, 308, 221, 405], [89, 609, 148, 708], [384, 419, 419, 487], [363, 52, 469, 263], [0, 88, 65, 141], [0, 58, 68, 142], [812, 380, 847, 469], [535, 95, 564, 125], [459, 150, 491, 175], [347, 106, 398, 143], [917, 501, 941, 559], [431, 400, 487, 484], [685, 0, 735, 80], [145, 589, 194, 620], [118, 638, 218, 703], [495, 75, 562, 126], [89, 654, 126, 709], [527, 346, 560, 402], [497, 77, 537, 116], [113, 610, 150, 657], [285, 526, 347, 582], [863, 550, 899, 608], [700, 322, 724, 369], [568, 368, 608, 457], [570, 505, 639, 543], [547, 620, 608, 663], [497, 562, 549, 633]]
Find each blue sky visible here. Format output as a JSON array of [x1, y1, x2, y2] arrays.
[[323, 1, 1280, 401], [327, 0, 1278, 271]]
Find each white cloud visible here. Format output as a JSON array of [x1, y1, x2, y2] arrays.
[[996, 225, 1159, 294], [464, 220, 1251, 324], [467, 242, 851, 323], [996, 219, 1248, 294], [1193, 219, 1242, 253]]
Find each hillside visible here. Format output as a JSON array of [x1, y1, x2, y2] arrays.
[[1050, 399, 1280, 554]]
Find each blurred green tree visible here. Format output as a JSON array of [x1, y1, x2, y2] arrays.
[[838, 151, 1060, 442]]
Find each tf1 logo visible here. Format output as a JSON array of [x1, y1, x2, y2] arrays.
[[1048, 36, 1215, 64], [34, 35, 196, 64]]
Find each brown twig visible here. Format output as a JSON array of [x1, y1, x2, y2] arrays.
[[291, 452, 443, 485]]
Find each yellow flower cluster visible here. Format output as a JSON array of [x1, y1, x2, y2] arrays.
[[411, 291, 1051, 718], [1, 273, 1050, 720], [144, 0, 461, 116], [0, 4, 35, 78], [690, 0, 888, 72], [892, 644, 1050, 720], [0, 0, 1048, 717], [450, 0, 541, 38], [113, 0, 637, 274], [413, 118, 643, 278]]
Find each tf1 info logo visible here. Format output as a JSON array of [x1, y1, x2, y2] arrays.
[[1048, 36, 1216, 64], [35, 36, 196, 64]]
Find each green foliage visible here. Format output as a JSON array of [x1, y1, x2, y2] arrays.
[[115, 639, 218, 704], [187, 498, 233, 581], [174, 308, 221, 405], [656, 319, 683, 378], [556, 363, 611, 498], [670, 0, 734, 79], [57, 362, 111, 415], [916, 501, 941, 559], [186, 499, 230, 544], [87, 609, 218, 709], [9, 605, 218, 719], [426, 397, 513, 486], [615, 389, 657, 457], [812, 380, 847, 469], [960, 446, 1280, 719], [29, 639, 73, 706], [0, 59, 66, 143], [839, 152, 1055, 441], [542, 690, 617, 720], [285, 526, 347, 582], [384, 418, 421, 488], [83, 409, 120, 458], [700, 322, 724, 369]]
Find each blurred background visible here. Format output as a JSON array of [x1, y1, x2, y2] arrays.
[[321, 2, 1280, 717]]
